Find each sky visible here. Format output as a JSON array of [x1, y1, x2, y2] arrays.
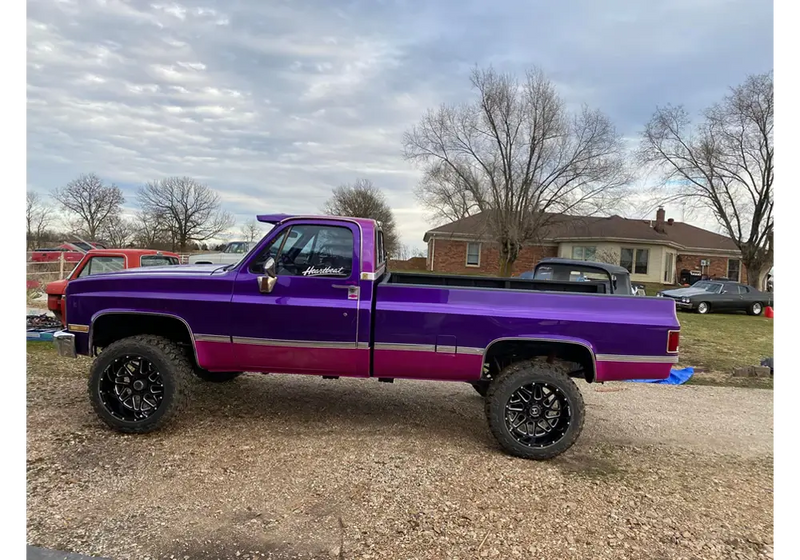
[[26, 0, 773, 252]]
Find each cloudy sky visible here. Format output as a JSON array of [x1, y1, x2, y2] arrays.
[[26, 0, 773, 251]]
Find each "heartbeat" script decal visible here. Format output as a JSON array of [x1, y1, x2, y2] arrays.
[[302, 265, 346, 276]]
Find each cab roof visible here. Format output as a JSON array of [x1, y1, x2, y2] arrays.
[[536, 257, 630, 276], [256, 214, 379, 229]]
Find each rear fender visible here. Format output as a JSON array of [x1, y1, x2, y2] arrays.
[[482, 335, 598, 383]]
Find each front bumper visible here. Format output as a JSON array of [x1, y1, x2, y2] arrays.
[[53, 330, 77, 358], [674, 301, 694, 309]]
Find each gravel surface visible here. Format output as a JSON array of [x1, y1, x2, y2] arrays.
[[27, 345, 773, 560]]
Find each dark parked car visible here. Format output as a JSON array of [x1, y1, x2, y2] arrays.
[[657, 280, 773, 315]]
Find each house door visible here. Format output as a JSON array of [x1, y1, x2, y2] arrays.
[[664, 252, 675, 284]]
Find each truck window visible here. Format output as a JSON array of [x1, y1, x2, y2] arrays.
[[272, 225, 353, 277], [376, 229, 386, 269], [77, 256, 125, 278], [140, 255, 179, 267]]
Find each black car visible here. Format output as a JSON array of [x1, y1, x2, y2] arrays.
[[657, 280, 773, 315]]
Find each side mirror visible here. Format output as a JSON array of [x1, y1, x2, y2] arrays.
[[257, 257, 277, 293]]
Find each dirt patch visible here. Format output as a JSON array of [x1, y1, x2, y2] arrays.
[[27, 343, 773, 560]]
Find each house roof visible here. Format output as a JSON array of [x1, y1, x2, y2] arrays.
[[423, 212, 740, 254]]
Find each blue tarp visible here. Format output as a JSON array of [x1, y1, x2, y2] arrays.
[[627, 367, 694, 385], [27, 329, 58, 341]]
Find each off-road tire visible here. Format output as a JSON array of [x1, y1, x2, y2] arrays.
[[471, 380, 489, 397], [88, 335, 191, 434], [696, 302, 710, 314], [193, 369, 243, 383], [746, 302, 763, 316], [485, 361, 585, 460]]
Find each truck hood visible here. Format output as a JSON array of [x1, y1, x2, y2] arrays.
[[45, 278, 68, 296]]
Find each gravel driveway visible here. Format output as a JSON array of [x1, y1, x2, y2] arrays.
[[27, 346, 773, 560]]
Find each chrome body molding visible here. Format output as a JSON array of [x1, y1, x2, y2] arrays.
[[231, 337, 358, 350], [595, 354, 679, 364], [374, 342, 485, 356], [374, 342, 436, 353], [195, 334, 232, 344]]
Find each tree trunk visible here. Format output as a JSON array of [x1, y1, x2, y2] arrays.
[[498, 239, 520, 277]]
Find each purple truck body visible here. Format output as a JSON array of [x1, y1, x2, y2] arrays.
[[56, 214, 681, 459]]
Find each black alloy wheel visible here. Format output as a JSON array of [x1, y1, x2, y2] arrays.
[[485, 361, 585, 460], [88, 335, 191, 433]]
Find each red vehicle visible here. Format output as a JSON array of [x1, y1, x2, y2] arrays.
[[45, 249, 180, 324], [30, 242, 107, 263]]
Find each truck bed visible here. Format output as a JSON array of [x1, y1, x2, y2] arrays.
[[383, 271, 607, 294]]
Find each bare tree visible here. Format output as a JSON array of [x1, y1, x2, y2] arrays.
[[322, 178, 401, 257], [52, 173, 124, 240], [240, 220, 262, 243], [404, 66, 630, 276], [638, 72, 773, 287], [102, 214, 135, 247], [26, 192, 54, 249], [593, 247, 620, 265], [137, 177, 234, 252], [133, 209, 168, 248], [415, 162, 481, 225]]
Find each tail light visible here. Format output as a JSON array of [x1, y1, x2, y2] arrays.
[[667, 330, 680, 353]]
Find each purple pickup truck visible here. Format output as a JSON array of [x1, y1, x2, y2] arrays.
[[54, 214, 680, 460]]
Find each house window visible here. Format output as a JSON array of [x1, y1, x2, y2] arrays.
[[466, 242, 481, 266], [727, 259, 741, 282], [635, 249, 649, 275], [571, 246, 596, 261], [620, 248, 649, 275]]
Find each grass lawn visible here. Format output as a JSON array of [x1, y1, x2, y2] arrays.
[[677, 312, 773, 388]]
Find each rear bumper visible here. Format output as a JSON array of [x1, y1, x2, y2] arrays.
[[53, 331, 76, 358]]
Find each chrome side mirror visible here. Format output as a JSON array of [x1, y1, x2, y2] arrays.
[[257, 257, 277, 293]]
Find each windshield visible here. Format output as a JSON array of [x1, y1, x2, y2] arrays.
[[692, 281, 723, 294]]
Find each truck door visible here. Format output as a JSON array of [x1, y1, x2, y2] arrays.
[[229, 220, 367, 376]]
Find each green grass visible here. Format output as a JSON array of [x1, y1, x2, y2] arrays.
[[676, 312, 773, 388], [27, 340, 54, 353]]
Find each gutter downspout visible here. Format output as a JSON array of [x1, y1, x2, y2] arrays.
[[430, 237, 436, 271]]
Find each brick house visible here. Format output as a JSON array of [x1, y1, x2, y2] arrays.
[[423, 209, 745, 285]]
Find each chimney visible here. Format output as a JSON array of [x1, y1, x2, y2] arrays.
[[654, 207, 666, 233]]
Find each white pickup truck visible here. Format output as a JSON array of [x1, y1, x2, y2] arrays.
[[187, 241, 254, 265]]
